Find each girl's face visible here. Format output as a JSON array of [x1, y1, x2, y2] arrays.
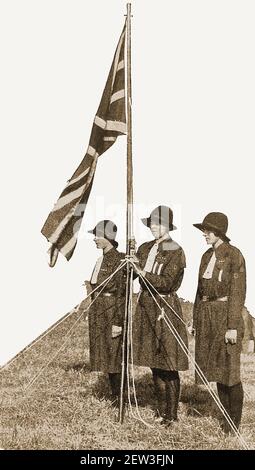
[[150, 223, 169, 240], [203, 230, 220, 245], [94, 237, 111, 250]]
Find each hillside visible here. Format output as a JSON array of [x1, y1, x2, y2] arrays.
[[0, 299, 254, 450]]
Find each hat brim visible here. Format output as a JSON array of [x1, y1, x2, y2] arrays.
[[141, 217, 177, 231], [88, 228, 118, 248], [193, 223, 230, 242]]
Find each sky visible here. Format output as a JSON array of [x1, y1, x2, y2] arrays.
[[0, 0, 255, 365]]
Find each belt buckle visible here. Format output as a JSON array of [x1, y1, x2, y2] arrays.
[[218, 296, 228, 302], [202, 296, 209, 302]]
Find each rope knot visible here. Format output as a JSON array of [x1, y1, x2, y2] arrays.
[[157, 308, 165, 321]]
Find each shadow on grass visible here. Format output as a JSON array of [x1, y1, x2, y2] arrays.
[[88, 371, 156, 406], [90, 372, 218, 417], [181, 383, 220, 419], [92, 374, 111, 400], [71, 365, 223, 423], [130, 372, 155, 408]]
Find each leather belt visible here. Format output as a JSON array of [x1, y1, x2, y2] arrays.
[[142, 290, 176, 297], [160, 292, 176, 297], [202, 295, 228, 302], [91, 292, 126, 301], [92, 292, 114, 299]]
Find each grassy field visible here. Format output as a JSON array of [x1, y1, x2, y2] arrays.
[[0, 302, 255, 450]]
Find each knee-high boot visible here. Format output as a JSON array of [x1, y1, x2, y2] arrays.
[[165, 371, 180, 422], [152, 368, 166, 418], [229, 382, 243, 430], [217, 382, 230, 414], [217, 382, 243, 433], [217, 382, 231, 432], [108, 373, 121, 404]]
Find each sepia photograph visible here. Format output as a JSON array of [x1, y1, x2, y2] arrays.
[[0, 0, 254, 460]]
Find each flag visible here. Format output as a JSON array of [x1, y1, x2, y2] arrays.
[[41, 23, 127, 266]]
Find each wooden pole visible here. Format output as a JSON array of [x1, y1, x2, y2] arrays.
[[126, 2, 133, 250], [119, 2, 133, 424]]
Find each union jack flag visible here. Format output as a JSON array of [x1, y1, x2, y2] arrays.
[[41, 23, 126, 266]]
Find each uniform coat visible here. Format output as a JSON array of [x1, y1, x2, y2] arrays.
[[89, 248, 125, 373], [193, 242, 246, 386], [134, 238, 189, 371]]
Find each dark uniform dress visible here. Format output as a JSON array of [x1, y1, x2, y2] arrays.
[[193, 242, 246, 386], [134, 238, 188, 371], [89, 248, 125, 376], [134, 237, 189, 422], [193, 242, 246, 430]]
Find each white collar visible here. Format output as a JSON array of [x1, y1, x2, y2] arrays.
[[155, 233, 170, 246], [214, 239, 224, 250]]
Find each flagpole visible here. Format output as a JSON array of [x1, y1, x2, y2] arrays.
[[126, 3, 133, 247], [119, 2, 134, 423]]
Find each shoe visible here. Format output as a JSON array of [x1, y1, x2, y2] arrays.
[[161, 417, 177, 428], [154, 409, 164, 421], [155, 416, 164, 424], [220, 419, 237, 436]]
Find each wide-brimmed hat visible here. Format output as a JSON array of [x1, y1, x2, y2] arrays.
[[141, 205, 177, 231], [88, 220, 118, 248], [193, 212, 230, 242]]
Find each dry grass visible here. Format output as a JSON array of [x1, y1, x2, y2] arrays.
[[0, 307, 255, 450]]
